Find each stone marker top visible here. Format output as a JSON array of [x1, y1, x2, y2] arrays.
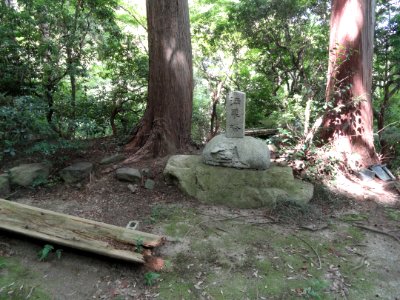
[[226, 91, 246, 138], [202, 90, 270, 170]]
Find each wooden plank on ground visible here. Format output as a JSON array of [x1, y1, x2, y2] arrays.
[[0, 198, 165, 263], [245, 128, 278, 137]]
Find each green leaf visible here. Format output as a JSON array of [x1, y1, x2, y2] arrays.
[[55, 249, 63, 259], [38, 244, 54, 261], [144, 272, 160, 286]]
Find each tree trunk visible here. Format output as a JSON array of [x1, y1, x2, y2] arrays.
[[209, 80, 224, 138], [322, 0, 379, 168], [45, 84, 65, 138], [125, 0, 193, 158], [67, 46, 77, 136]]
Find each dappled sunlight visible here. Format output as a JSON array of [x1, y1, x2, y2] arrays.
[[164, 38, 176, 62], [340, 0, 363, 42], [171, 50, 189, 70], [329, 172, 399, 205], [332, 0, 363, 44], [163, 38, 190, 75]]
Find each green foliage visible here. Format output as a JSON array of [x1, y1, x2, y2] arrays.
[[190, 0, 329, 142], [38, 244, 63, 261], [303, 279, 329, 300], [340, 213, 369, 222], [0, 0, 399, 170], [144, 272, 160, 286], [149, 204, 178, 224], [25, 139, 85, 157], [192, 83, 211, 143], [0, 257, 50, 299], [31, 175, 49, 188], [55, 249, 63, 260], [0, 94, 52, 160], [38, 244, 54, 261], [0, 0, 147, 143], [135, 238, 144, 253], [385, 208, 400, 221]]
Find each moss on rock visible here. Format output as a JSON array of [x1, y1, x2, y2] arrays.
[[164, 155, 313, 208], [9, 162, 51, 187]]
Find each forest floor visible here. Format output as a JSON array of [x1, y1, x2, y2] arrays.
[[1, 138, 400, 300]]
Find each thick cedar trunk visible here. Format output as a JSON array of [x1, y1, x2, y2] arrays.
[[125, 0, 193, 158], [322, 0, 378, 168]]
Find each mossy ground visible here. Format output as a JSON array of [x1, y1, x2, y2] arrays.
[[2, 141, 399, 299], [151, 203, 395, 299], [1, 197, 398, 299], [0, 257, 49, 299]]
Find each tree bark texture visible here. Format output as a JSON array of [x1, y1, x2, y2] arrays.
[[125, 0, 193, 158], [322, 0, 378, 168]]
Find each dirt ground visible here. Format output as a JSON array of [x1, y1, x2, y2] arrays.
[[1, 139, 400, 300]]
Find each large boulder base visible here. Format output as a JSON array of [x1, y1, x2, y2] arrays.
[[60, 162, 93, 184], [202, 134, 270, 170], [9, 163, 51, 187], [0, 174, 10, 196], [164, 155, 313, 208]]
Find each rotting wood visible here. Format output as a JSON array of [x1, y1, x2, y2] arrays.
[[0, 199, 165, 263]]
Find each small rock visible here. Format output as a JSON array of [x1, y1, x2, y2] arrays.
[[0, 174, 10, 197], [60, 162, 93, 184], [144, 179, 155, 190], [100, 153, 125, 165], [127, 184, 138, 193], [9, 162, 51, 187], [116, 168, 142, 183]]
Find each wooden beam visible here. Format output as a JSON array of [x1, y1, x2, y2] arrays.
[[245, 128, 278, 137], [0, 198, 165, 263]]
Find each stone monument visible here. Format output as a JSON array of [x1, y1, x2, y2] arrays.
[[163, 91, 314, 208], [202, 91, 270, 170], [226, 91, 246, 138]]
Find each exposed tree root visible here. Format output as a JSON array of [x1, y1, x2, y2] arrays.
[[295, 236, 322, 269], [353, 223, 400, 243]]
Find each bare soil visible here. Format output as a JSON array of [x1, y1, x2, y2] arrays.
[[1, 138, 400, 299]]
